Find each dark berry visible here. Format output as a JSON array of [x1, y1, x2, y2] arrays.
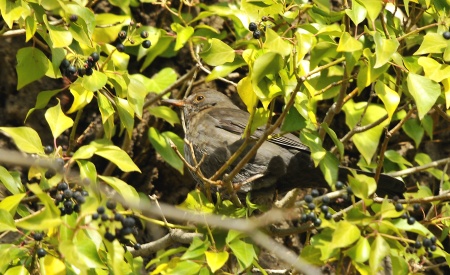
[[44, 145, 53, 154], [430, 236, 437, 244], [392, 195, 399, 202], [325, 212, 333, 220], [116, 43, 125, 52], [427, 251, 433, 257], [307, 212, 316, 221], [248, 22, 257, 32], [400, 213, 408, 219], [77, 68, 84, 76], [346, 186, 353, 195], [45, 170, 56, 179], [140, 30, 149, 38], [57, 182, 68, 191], [413, 203, 421, 212], [85, 67, 93, 76], [304, 194, 313, 203], [73, 204, 80, 213], [104, 232, 115, 242], [300, 213, 308, 223], [97, 206, 105, 215], [63, 189, 73, 199], [133, 243, 141, 250], [64, 200, 73, 210], [423, 238, 432, 248], [311, 189, 320, 197], [322, 196, 330, 205], [314, 218, 322, 227], [65, 206, 74, 215], [92, 213, 99, 220], [85, 60, 94, 68], [54, 193, 63, 204], [407, 216, 416, 225], [142, 40, 151, 49], [122, 217, 135, 228], [414, 240, 422, 249], [66, 65, 77, 76], [430, 244, 437, 251], [81, 190, 89, 197], [106, 200, 117, 210], [69, 14, 78, 22], [59, 207, 66, 216], [335, 181, 344, 189], [308, 202, 316, 210], [90, 52, 100, 62], [118, 30, 127, 40], [252, 30, 261, 39], [320, 205, 329, 213], [114, 213, 124, 221], [443, 31, 450, 40], [36, 248, 46, 258], [33, 232, 44, 241], [60, 59, 70, 68], [395, 203, 403, 212], [55, 158, 65, 170], [101, 213, 109, 222], [119, 227, 133, 236]]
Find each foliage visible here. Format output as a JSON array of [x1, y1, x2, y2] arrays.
[[0, 0, 450, 274]]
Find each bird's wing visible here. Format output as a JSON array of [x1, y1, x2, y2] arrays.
[[210, 108, 310, 153]]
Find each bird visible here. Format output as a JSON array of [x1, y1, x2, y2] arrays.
[[163, 88, 405, 202]]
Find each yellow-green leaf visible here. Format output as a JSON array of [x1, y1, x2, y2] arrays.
[[45, 101, 74, 139], [0, 127, 44, 154], [205, 251, 229, 273], [374, 81, 399, 119]]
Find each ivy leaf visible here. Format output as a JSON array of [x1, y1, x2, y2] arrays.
[[345, 1, 366, 25], [93, 143, 141, 173], [205, 251, 229, 273], [374, 81, 400, 119], [16, 47, 49, 89], [148, 127, 184, 174], [228, 239, 256, 270], [45, 101, 74, 139], [369, 235, 390, 274], [82, 70, 108, 91], [331, 221, 361, 249], [402, 118, 424, 148], [263, 28, 292, 56], [0, 209, 17, 232], [414, 33, 448, 55], [337, 32, 362, 52], [171, 23, 194, 51], [346, 236, 370, 263], [373, 32, 399, 68], [25, 89, 63, 121], [43, 14, 73, 47], [147, 106, 180, 126], [200, 38, 235, 66], [406, 73, 440, 120], [418, 57, 450, 82], [98, 175, 140, 204], [0, 127, 44, 154], [0, 166, 25, 195]]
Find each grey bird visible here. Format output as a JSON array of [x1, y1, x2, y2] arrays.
[[163, 89, 405, 201]]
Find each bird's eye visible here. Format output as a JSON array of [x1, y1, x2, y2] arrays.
[[196, 95, 204, 101]]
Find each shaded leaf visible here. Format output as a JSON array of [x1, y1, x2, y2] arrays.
[[16, 47, 49, 89]]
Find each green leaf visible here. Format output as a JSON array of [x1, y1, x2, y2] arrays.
[[132, 67, 177, 93], [43, 15, 73, 48], [98, 175, 140, 203], [68, 82, 94, 114], [369, 235, 390, 274], [300, 131, 326, 166], [45, 101, 74, 139], [4, 266, 29, 275], [127, 77, 148, 118], [0, 127, 44, 154], [0, 209, 17, 232], [200, 38, 235, 66], [25, 16, 37, 42], [263, 28, 292, 56], [141, 32, 174, 71], [170, 260, 202, 275], [237, 76, 258, 113], [406, 73, 440, 120], [384, 150, 412, 167], [94, 143, 141, 173], [337, 32, 362, 52], [345, 1, 367, 25], [418, 57, 450, 82], [374, 81, 400, 119], [252, 52, 284, 106], [179, 190, 214, 213], [228, 239, 256, 269], [115, 97, 135, 137], [148, 106, 180, 126], [346, 237, 370, 263], [414, 32, 448, 55], [82, 70, 108, 91], [171, 23, 194, 51], [321, 123, 344, 157], [402, 118, 424, 148], [16, 47, 49, 89], [97, 92, 115, 123], [319, 152, 339, 186], [25, 89, 63, 121], [181, 237, 209, 260], [206, 57, 246, 82], [391, 218, 432, 236], [0, 166, 25, 195], [281, 106, 307, 133], [205, 251, 229, 273], [148, 127, 184, 174], [71, 144, 97, 161], [0, 193, 26, 216], [331, 221, 361, 249], [348, 173, 377, 199], [373, 32, 399, 68], [342, 100, 389, 164], [356, 0, 382, 21]]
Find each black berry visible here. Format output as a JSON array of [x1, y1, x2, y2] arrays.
[[54, 193, 63, 204], [248, 22, 257, 32], [311, 189, 320, 197], [430, 244, 437, 251], [252, 30, 261, 39], [423, 238, 432, 247], [63, 189, 73, 199], [73, 204, 80, 213], [304, 194, 313, 203], [45, 170, 55, 179], [325, 212, 333, 220], [443, 31, 450, 40], [92, 213, 99, 220], [64, 200, 73, 210], [60, 59, 70, 68], [65, 206, 74, 215], [346, 186, 353, 195], [97, 206, 105, 215], [320, 205, 329, 213], [85, 67, 93, 76], [118, 30, 127, 40], [407, 216, 416, 225], [101, 213, 109, 222], [430, 236, 437, 244], [395, 203, 403, 212], [133, 243, 141, 250], [59, 207, 66, 216], [414, 240, 422, 249], [81, 190, 89, 197], [69, 15, 78, 22], [36, 248, 46, 258], [335, 181, 344, 190], [322, 196, 330, 205], [90, 52, 100, 62], [308, 202, 316, 210], [33, 232, 44, 241], [66, 65, 77, 76], [122, 217, 135, 228], [55, 158, 65, 170], [300, 213, 307, 223], [114, 213, 124, 221], [142, 40, 151, 48], [140, 31, 149, 38], [116, 43, 125, 52], [104, 232, 115, 242], [413, 203, 421, 212], [307, 212, 316, 221], [119, 227, 133, 236], [44, 145, 53, 154], [106, 200, 117, 210], [57, 182, 69, 191], [314, 218, 322, 227]]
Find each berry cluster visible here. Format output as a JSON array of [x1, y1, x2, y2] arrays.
[[248, 22, 261, 39], [116, 21, 151, 53], [52, 182, 88, 216], [91, 200, 141, 250], [410, 236, 438, 258], [59, 52, 100, 78], [32, 232, 47, 258]]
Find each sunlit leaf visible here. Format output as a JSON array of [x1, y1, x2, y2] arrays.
[[0, 127, 44, 154], [16, 47, 49, 89], [406, 73, 440, 120], [45, 101, 74, 139]]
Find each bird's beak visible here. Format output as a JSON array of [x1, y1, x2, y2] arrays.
[[161, 98, 186, 107]]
